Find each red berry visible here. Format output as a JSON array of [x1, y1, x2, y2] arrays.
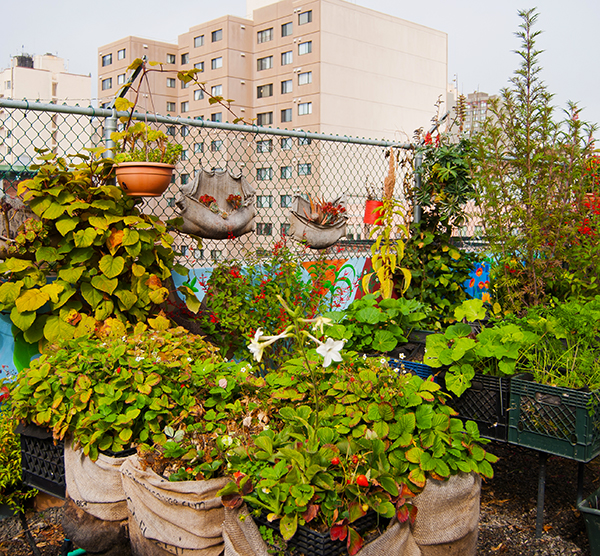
[[352, 455, 359, 464], [331, 457, 340, 465], [356, 475, 369, 487]]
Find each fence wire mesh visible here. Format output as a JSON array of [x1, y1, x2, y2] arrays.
[[0, 100, 479, 268]]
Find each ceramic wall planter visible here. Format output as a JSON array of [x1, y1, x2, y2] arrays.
[[288, 195, 347, 249], [176, 168, 256, 239], [115, 162, 175, 197], [363, 200, 384, 225]]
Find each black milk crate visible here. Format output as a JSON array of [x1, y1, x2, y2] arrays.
[[254, 511, 389, 556], [389, 359, 435, 381], [17, 424, 66, 499], [445, 374, 510, 442], [508, 377, 600, 462]]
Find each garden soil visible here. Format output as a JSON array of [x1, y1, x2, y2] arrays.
[[0, 442, 599, 556]]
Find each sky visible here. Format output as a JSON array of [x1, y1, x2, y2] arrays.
[[2, 0, 599, 130]]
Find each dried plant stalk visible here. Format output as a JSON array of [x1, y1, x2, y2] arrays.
[[383, 151, 395, 200]]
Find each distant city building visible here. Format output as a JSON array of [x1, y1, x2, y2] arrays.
[[462, 91, 495, 134], [0, 53, 92, 172], [97, 0, 449, 141]]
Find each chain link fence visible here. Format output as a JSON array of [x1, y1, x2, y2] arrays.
[[0, 99, 479, 269]]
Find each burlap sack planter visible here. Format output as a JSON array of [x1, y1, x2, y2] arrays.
[[120, 456, 230, 556], [288, 195, 347, 249], [222, 472, 480, 556], [63, 440, 136, 555]]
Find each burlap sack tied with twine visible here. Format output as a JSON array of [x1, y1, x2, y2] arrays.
[[222, 472, 480, 556], [120, 456, 230, 556], [64, 439, 134, 522]]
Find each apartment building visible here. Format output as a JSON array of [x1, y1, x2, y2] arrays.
[[0, 54, 92, 176], [97, 0, 448, 259]]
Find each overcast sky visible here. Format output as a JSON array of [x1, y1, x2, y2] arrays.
[[2, 0, 598, 132]]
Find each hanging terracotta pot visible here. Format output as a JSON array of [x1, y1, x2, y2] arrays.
[[115, 162, 175, 197], [364, 200, 384, 225]]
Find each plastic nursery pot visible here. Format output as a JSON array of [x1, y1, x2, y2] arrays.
[[115, 162, 175, 197], [577, 487, 600, 556], [363, 200, 384, 225]]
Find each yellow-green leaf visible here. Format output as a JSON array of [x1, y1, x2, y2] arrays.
[[91, 275, 118, 295], [44, 314, 75, 343], [16, 289, 49, 312], [99, 255, 125, 279], [42, 202, 66, 220], [0, 281, 22, 305], [58, 266, 85, 284], [56, 217, 78, 236], [81, 282, 104, 309], [41, 283, 64, 304], [11, 307, 36, 331], [74, 228, 97, 248]]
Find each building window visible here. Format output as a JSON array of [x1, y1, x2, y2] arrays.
[[101, 53, 112, 67], [181, 126, 190, 137], [298, 137, 312, 146], [256, 168, 273, 181], [299, 71, 312, 85], [299, 10, 312, 25], [166, 126, 177, 137], [211, 57, 223, 69], [299, 41, 312, 56], [117, 49, 126, 60], [211, 84, 223, 96], [194, 142, 204, 153], [281, 51, 293, 65], [194, 89, 204, 101], [211, 249, 222, 260], [212, 29, 223, 42], [117, 73, 126, 85], [257, 56, 273, 71], [256, 139, 273, 153], [256, 223, 273, 236], [281, 223, 291, 236], [256, 112, 273, 126], [281, 79, 292, 94], [256, 195, 273, 208], [194, 35, 204, 48], [257, 83, 273, 98], [211, 112, 222, 122], [281, 22, 293, 37], [181, 150, 189, 161], [181, 173, 190, 185], [280, 167, 292, 180], [281, 108, 292, 123], [298, 163, 312, 175], [194, 61, 205, 71], [167, 53, 176, 64], [101, 77, 112, 90], [181, 80, 190, 89], [211, 140, 223, 152], [167, 101, 176, 112], [181, 101, 189, 113], [298, 102, 312, 116], [257, 28, 273, 43], [167, 78, 176, 88], [281, 137, 293, 150], [181, 53, 190, 65]]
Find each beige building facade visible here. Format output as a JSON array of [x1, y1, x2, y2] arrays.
[[0, 54, 92, 168], [97, 0, 448, 141]]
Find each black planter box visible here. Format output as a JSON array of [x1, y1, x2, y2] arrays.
[[253, 511, 389, 556], [16, 424, 66, 499], [444, 373, 511, 442], [508, 377, 600, 462]]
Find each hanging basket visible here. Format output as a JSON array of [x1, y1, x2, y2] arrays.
[[176, 168, 256, 240], [115, 162, 175, 197], [288, 195, 347, 249]]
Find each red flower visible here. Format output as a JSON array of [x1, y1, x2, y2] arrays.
[[356, 475, 369, 487], [424, 133, 433, 146], [0, 386, 9, 403], [210, 314, 219, 323]]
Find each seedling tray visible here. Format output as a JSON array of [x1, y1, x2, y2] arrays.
[[17, 424, 65, 499], [508, 377, 600, 462], [389, 358, 434, 381], [445, 374, 510, 442], [253, 511, 389, 556]]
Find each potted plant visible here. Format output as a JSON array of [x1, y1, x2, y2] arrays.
[[363, 185, 384, 226], [111, 119, 183, 197], [288, 194, 348, 249]]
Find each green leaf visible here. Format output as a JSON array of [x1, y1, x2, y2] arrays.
[[1, 258, 33, 273], [36, 246, 60, 263], [372, 329, 397, 353], [74, 228, 98, 248], [99, 255, 125, 279], [115, 289, 137, 311], [42, 202, 66, 220], [0, 281, 22, 305], [91, 275, 118, 295], [10, 307, 36, 331], [58, 266, 85, 284], [55, 217, 78, 236], [280, 513, 298, 541], [81, 281, 104, 309], [43, 314, 75, 343], [15, 289, 49, 312]]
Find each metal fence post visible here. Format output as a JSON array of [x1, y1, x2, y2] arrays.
[[413, 150, 422, 223], [103, 109, 117, 159]]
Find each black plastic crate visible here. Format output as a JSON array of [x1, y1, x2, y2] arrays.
[[444, 373, 510, 442], [253, 511, 389, 556], [508, 377, 600, 462], [389, 359, 434, 381], [17, 424, 65, 499]]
